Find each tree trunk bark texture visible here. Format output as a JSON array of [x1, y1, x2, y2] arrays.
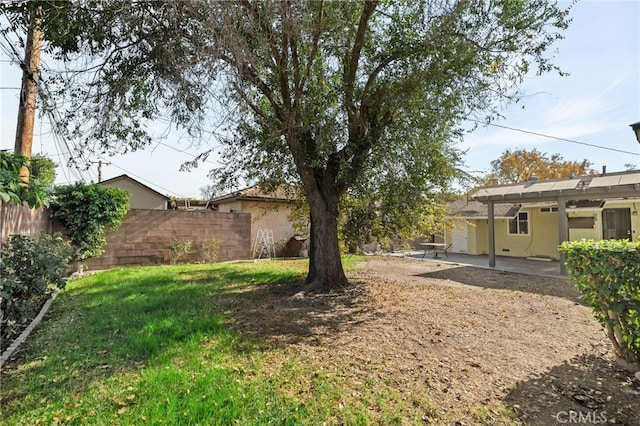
[[303, 185, 349, 292]]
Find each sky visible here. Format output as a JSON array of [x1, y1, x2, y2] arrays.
[[1, 0, 639, 198]]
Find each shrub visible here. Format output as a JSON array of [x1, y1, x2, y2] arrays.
[[170, 238, 192, 264], [0, 234, 72, 344], [201, 238, 220, 263], [51, 183, 129, 272], [559, 239, 640, 365]]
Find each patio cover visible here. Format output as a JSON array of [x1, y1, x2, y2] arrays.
[[472, 170, 640, 275]]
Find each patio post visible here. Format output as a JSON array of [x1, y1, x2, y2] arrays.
[[488, 200, 496, 267], [557, 197, 568, 275]]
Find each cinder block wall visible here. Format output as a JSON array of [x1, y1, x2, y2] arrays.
[[85, 209, 252, 270], [0, 202, 51, 244]]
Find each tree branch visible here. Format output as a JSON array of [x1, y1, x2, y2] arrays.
[[297, 0, 323, 106], [344, 1, 377, 120], [220, 53, 285, 122]]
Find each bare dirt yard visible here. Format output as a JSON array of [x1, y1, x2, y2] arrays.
[[230, 256, 639, 425]]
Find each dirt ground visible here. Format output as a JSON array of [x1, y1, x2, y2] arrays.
[[230, 256, 640, 425]]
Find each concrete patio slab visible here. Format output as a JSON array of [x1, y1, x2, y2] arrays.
[[400, 251, 565, 278]]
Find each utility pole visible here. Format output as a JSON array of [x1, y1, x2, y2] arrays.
[[90, 160, 111, 182], [14, 5, 43, 183]]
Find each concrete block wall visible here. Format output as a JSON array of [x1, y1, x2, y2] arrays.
[[85, 209, 252, 270], [0, 202, 51, 245]]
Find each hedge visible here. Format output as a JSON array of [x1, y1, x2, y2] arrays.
[[559, 239, 640, 366]]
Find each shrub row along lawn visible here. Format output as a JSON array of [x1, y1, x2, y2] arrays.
[[2, 259, 370, 425]]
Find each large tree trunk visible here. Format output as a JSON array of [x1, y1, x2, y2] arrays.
[[303, 185, 349, 292]]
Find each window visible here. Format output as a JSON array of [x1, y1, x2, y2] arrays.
[[540, 207, 558, 213], [508, 212, 529, 235]]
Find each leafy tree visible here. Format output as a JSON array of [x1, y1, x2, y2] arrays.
[[51, 183, 129, 273], [8, 1, 571, 291], [481, 148, 595, 185], [0, 151, 53, 208]]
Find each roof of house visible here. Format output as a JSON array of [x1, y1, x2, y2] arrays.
[[448, 199, 520, 219], [209, 184, 298, 205], [473, 170, 640, 204], [99, 174, 170, 200]]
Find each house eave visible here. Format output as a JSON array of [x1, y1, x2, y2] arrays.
[[473, 185, 640, 204]]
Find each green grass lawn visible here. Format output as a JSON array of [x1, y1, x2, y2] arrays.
[[2, 257, 380, 426]]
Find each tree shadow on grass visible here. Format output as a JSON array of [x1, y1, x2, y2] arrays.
[[416, 266, 581, 301], [0, 266, 376, 411], [503, 350, 640, 426]]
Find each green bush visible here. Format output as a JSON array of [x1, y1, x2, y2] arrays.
[[201, 237, 220, 262], [51, 182, 130, 272], [170, 238, 192, 264], [559, 239, 640, 365], [0, 234, 72, 344]]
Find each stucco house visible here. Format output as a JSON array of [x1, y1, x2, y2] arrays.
[[208, 185, 300, 253], [99, 174, 171, 210], [449, 170, 639, 274], [447, 199, 521, 255]]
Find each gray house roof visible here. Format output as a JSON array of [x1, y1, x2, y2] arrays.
[[473, 170, 640, 204]]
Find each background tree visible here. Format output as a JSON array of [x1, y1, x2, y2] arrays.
[[8, 1, 571, 291], [199, 184, 218, 201], [480, 148, 596, 185], [51, 183, 129, 273]]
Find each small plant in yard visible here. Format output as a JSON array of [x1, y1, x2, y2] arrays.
[[170, 238, 192, 264], [201, 237, 220, 262], [0, 233, 72, 347], [559, 239, 640, 367]]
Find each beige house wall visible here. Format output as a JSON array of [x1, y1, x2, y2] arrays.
[[455, 219, 487, 255], [528, 207, 560, 258], [470, 219, 488, 255], [246, 201, 297, 247], [462, 200, 640, 259], [217, 200, 297, 246], [567, 209, 600, 241], [101, 179, 167, 210], [486, 208, 558, 259], [217, 201, 243, 213], [476, 220, 489, 254]]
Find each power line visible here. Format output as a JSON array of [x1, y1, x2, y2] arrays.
[[473, 120, 640, 156]]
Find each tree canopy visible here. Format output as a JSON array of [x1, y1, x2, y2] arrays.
[[480, 148, 595, 185], [2, 1, 572, 290]]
